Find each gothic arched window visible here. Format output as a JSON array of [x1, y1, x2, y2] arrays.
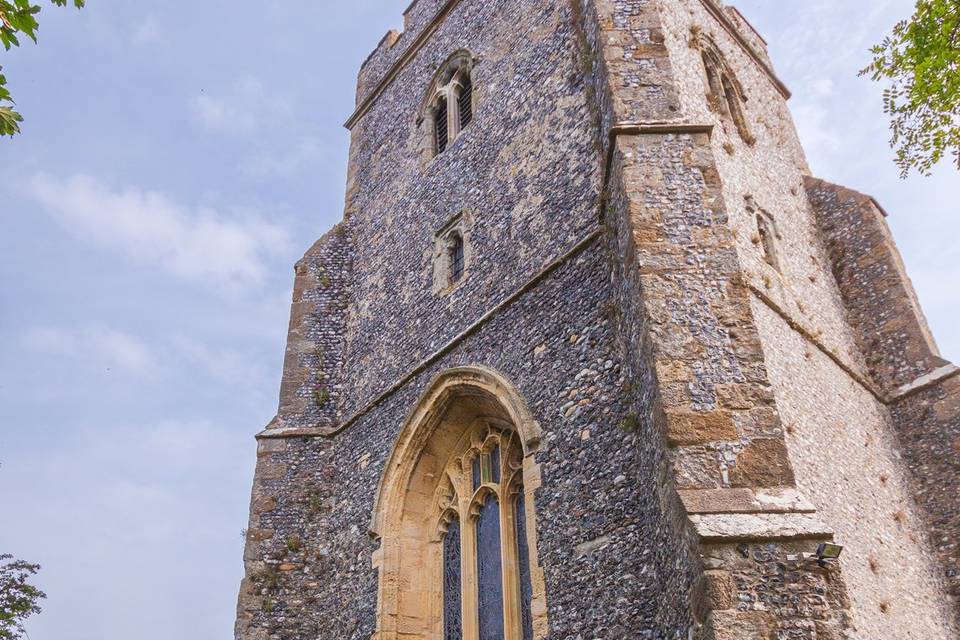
[[698, 36, 755, 145], [433, 211, 473, 294], [419, 50, 477, 160], [372, 368, 548, 640]]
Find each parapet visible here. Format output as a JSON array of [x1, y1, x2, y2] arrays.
[[355, 0, 449, 107]]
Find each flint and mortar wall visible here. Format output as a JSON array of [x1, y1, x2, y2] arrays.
[[890, 374, 960, 607], [656, 3, 958, 637], [752, 298, 956, 638], [807, 177, 960, 618], [238, 244, 705, 639], [274, 225, 353, 431], [340, 0, 603, 418]]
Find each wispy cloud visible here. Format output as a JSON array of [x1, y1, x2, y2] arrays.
[[189, 76, 291, 136], [25, 173, 291, 292], [23, 326, 158, 375]]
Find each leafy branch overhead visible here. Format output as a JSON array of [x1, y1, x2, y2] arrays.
[[0, 554, 46, 640], [0, 0, 84, 136], [861, 0, 960, 177]]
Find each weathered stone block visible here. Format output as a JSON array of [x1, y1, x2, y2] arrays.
[[666, 410, 738, 446], [729, 438, 795, 488]]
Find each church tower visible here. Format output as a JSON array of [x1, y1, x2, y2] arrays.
[[235, 1, 960, 638]]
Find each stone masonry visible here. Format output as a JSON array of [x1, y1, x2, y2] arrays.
[[235, 2, 959, 639]]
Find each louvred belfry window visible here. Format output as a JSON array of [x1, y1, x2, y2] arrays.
[[423, 53, 476, 159], [699, 37, 754, 145], [458, 75, 473, 130], [436, 95, 449, 154]]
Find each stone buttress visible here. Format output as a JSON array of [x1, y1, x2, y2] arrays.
[[234, 1, 959, 639]]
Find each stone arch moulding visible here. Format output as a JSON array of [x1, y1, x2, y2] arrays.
[[417, 49, 479, 161], [370, 365, 547, 640]]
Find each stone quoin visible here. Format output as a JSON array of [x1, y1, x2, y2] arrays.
[[234, 1, 960, 638]]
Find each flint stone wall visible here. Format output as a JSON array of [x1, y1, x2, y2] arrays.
[[238, 243, 701, 639]]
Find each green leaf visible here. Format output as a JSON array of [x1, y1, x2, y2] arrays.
[[862, 0, 960, 177]]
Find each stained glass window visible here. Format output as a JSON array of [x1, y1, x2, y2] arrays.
[[515, 493, 534, 640], [491, 445, 501, 484], [443, 517, 463, 640], [476, 494, 504, 640]]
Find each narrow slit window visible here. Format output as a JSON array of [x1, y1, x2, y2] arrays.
[[757, 213, 780, 271], [458, 75, 473, 130], [435, 96, 449, 154], [449, 233, 465, 284]]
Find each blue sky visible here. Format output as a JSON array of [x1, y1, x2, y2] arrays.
[[0, 1, 956, 638]]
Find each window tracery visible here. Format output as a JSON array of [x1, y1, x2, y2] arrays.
[[371, 367, 548, 640], [698, 36, 755, 145], [435, 423, 534, 640], [419, 50, 477, 160]]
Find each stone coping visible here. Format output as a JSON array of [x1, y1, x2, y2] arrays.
[[691, 512, 833, 543], [680, 488, 817, 515]]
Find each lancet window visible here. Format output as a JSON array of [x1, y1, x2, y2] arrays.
[[698, 36, 755, 145]]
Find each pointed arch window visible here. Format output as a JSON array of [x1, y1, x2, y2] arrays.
[[698, 37, 755, 145], [419, 50, 477, 160], [372, 369, 548, 640]]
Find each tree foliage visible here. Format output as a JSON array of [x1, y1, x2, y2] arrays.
[[0, 555, 46, 640], [0, 0, 84, 136], [861, 0, 960, 177]]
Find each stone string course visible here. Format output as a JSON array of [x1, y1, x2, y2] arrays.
[[236, 1, 959, 638]]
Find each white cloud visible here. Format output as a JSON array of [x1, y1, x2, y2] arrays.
[[189, 76, 291, 136], [23, 326, 158, 375], [25, 173, 291, 292]]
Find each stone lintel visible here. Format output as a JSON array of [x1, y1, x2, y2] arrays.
[[690, 512, 833, 543], [679, 487, 816, 515]]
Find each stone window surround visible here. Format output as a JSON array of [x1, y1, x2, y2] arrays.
[[418, 49, 478, 162], [433, 209, 475, 295], [746, 196, 782, 272], [369, 366, 548, 640], [696, 34, 755, 146]]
